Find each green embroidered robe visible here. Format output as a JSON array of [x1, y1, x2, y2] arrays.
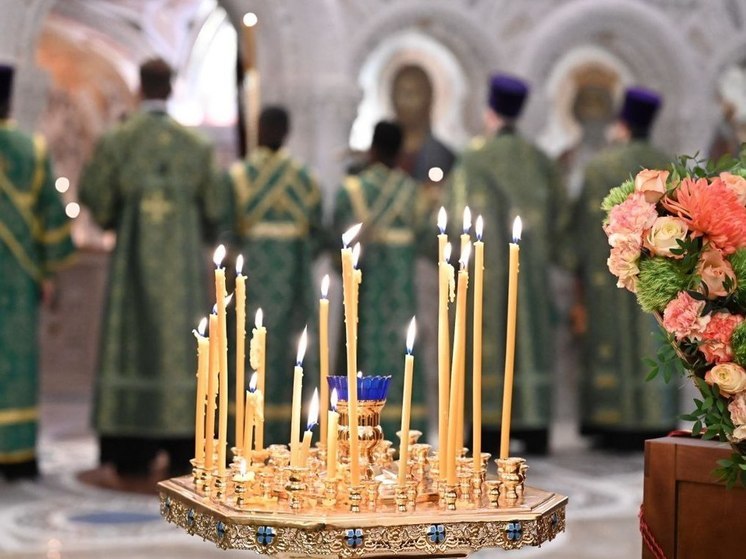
[[0, 124, 75, 464], [445, 129, 569, 431], [79, 110, 227, 438], [574, 140, 678, 434], [333, 163, 428, 438], [225, 147, 323, 446]]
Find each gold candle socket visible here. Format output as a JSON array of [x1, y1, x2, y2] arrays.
[[486, 480, 501, 508], [348, 484, 363, 513], [497, 457, 526, 504], [259, 471, 276, 502], [458, 468, 472, 503], [472, 467, 486, 504], [213, 472, 229, 501], [406, 481, 418, 511], [284, 466, 309, 511], [200, 468, 212, 496], [394, 484, 408, 513], [444, 484, 458, 511], [322, 476, 338, 508], [190, 459, 204, 490], [364, 479, 381, 511], [234, 477, 247, 508]]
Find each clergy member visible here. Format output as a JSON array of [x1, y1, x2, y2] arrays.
[[79, 58, 228, 481], [445, 74, 570, 455]]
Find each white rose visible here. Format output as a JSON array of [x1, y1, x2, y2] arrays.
[[732, 425, 746, 442], [644, 217, 688, 258], [705, 363, 746, 396]]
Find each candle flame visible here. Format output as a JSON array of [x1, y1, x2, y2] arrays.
[[342, 223, 363, 247], [331, 388, 338, 411], [236, 254, 244, 275], [296, 326, 308, 365], [307, 388, 319, 430], [357, 371, 363, 378], [249, 372, 258, 392], [242, 12, 258, 27], [224, 292, 234, 307], [462, 206, 472, 234], [460, 242, 472, 269], [196, 317, 208, 337], [437, 206, 447, 234], [321, 274, 330, 298], [212, 304, 217, 315], [239, 457, 247, 476], [352, 242, 361, 268], [476, 215, 484, 241], [444, 242, 452, 263], [255, 308, 263, 328], [513, 216, 522, 242], [406, 316, 416, 354], [213, 244, 226, 268]]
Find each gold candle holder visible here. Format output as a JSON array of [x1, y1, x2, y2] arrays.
[[394, 484, 408, 513], [322, 476, 338, 508], [200, 468, 212, 496], [458, 468, 472, 503], [338, 399, 385, 478], [190, 459, 204, 490], [233, 476, 248, 508], [364, 479, 381, 511], [486, 480, 501, 508], [284, 466, 309, 511], [444, 484, 458, 511], [411, 443, 431, 494], [348, 484, 363, 513], [497, 457, 526, 504], [259, 470, 276, 502], [437, 480, 447, 509], [406, 480, 418, 511], [213, 472, 229, 501], [472, 467, 486, 505]]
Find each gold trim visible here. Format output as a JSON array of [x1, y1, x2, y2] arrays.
[[0, 448, 35, 464], [230, 162, 252, 209], [343, 176, 370, 223], [0, 220, 41, 281], [31, 135, 47, 198], [245, 222, 306, 240], [244, 161, 296, 228], [44, 250, 78, 275], [0, 407, 39, 425], [370, 227, 414, 246], [37, 221, 72, 245]]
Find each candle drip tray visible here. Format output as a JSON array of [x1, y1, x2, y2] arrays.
[[159, 475, 567, 557]]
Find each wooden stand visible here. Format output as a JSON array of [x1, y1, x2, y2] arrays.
[[642, 437, 746, 559]]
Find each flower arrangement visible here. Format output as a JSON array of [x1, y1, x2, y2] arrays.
[[602, 154, 746, 487]]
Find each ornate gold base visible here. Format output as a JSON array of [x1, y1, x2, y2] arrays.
[[159, 476, 567, 557]]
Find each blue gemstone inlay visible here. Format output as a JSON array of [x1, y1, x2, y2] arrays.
[[345, 528, 364, 548], [187, 509, 195, 526], [506, 522, 522, 541], [551, 512, 559, 529], [427, 524, 446, 544], [217, 521, 226, 539], [257, 526, 276, 546], [327, 375, 392, 401]]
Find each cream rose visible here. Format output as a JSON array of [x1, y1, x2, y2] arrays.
[[697, 247, 737, 299], [732, 425, 746, 442], [720, 172, 746, 206], [705, 363, 746, 395], [729, 391, 746, 425], [644, 216, 688, 257], [635, 169, 670, 204]]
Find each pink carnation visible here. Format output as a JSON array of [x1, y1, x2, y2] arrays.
[[604, 192, 658, 248], [729, 391, 746, 425], [700, 312, 745, 363], [662, 291, 710, 341], [607, 239, 641, 292]]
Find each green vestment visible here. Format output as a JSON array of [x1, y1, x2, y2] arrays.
[[0, 123, 75, 464], [446, 129, 569, 432], [333, 163, 428, 438], [574, 140, 678, 434], [80, 109, 227, 438], [225, 147, 322, 446]]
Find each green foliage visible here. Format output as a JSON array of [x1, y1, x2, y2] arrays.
[[716, 453, 746, 490], [680, 377, 734, 442], [731, 321, 746, 368], [636, 257, 691, 312], [670, 152, 740, 182], [644, 328, 686, 383], [668, 236, 702, 277], [600, 178, 635, 213], [729, 249, 746, 307]]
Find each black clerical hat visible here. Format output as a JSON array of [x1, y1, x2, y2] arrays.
[[488, 73, 529, 118], [0, 64, 14, 104], [620, 87, 662, 131]]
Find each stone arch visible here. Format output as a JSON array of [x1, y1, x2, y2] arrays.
[[518, 0, 706, 154], [347, 1, 502, 139]]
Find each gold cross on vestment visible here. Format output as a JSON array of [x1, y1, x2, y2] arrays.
[[141, 191, 173, 224]]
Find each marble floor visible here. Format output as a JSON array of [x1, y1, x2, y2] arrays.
[[0, 396, 645, 559]]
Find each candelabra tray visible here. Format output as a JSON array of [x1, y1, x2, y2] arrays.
[[159, 476, 567, 557]]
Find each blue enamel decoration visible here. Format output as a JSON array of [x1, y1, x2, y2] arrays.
[[345, 528, 364, 548], [426, 524, 446, 544], [506, 522, 522, 541], [257, 526, 276, 546]]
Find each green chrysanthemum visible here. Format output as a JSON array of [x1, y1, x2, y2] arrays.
[[729, 249, 746, 306], [601, 179, 635, 213], [730, 321, 746, 368], [636, 256, 690, 313]]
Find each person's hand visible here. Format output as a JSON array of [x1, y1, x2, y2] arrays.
[[570, 303, 587, 335], [41, 279, 58, 310]]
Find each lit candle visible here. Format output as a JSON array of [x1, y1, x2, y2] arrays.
[[500, 217, 522, 459], [290, 327, 308, 467], [437, 206, 447, 262], [460, 206, 472, 258], [300, 388, 319, 465], [341, 224, 362, 485], [235, 254, 247, 451], [447, 244, 470, 485], [438, 243, 453, 480], [398, 317, 417, 486], [352, 242, 362, 335], [243, 373, 258, 461], [456, 209, 471, 453], [213, 245, 229, 474], [472, 217, 485, 471], [252, 308, 266, 450], [193, 317, 209, 464], [319, 275, 330, 446], [327, 389, 339, 478], [204, 310, 219, 471]]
